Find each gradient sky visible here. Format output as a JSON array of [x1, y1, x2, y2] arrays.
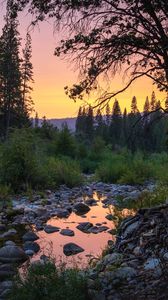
[[0, 5, 166, 118]]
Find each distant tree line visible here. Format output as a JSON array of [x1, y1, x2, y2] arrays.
[[76, 92, 168, 152]]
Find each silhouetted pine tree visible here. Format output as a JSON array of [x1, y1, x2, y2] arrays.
[[110, 99, 122, 147], [95, 108, 104, 137], [0, 3, 32, 138], [150, 91, 157, 111], [21, 32, 34, 121]]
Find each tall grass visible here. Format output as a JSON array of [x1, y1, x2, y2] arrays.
[[9, 261, 90, 300]]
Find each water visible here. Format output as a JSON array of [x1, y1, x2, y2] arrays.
[[32, 192, 134, 267]]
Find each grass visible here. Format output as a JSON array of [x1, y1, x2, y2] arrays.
[[9, 261, 90, 300]]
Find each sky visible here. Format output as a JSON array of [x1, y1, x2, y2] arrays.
[[0, 4, 166, 119]]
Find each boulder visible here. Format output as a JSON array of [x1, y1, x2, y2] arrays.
[[73, 203, 90, 215], [63, 243, 84, 256], [0, 246, 28, 263], [22, 231, 39, 242], [60, 229, 74, 236], [23, 241, 40, 253], [44, 225, 60, 234], [76, 222, 93, 233]]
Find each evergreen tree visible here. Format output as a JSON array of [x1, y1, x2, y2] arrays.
[[165, 94, 168, 111], [21, 32, 34, 118], [75, 106, 83, 135], [95, 108, 103, 136], [0, 3, 32, 138], [85, 106, 94, 140], [131, 96, 139, 114], [150, 91, 157, 111], [110, 99, 122, 146], [34, 112, 39, 128], [105, 103, 111, 127], [143, 96, 150, 114]]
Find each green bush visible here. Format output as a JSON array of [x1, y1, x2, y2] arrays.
[[9, 261, 90, 300], [96, 151, 154, 184], [45, 157, 83, 188], [0, 129, 45, 191]]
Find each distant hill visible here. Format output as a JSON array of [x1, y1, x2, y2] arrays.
[[36, 117, 77, 132]]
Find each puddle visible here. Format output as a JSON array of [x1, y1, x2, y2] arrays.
[[31, 192, 134, 267]]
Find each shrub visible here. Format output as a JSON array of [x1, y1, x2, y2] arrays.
[[9, 261, 90, 300], [0, 129, 44, 191], [96, 152, 127, 183], [45, 157, 83, 188]]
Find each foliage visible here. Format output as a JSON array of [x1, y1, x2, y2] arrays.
[[96, 150, 154, 184], [126, 185, 168, 210], [9, 261, 90, 300], [45, 157, 83, 188]]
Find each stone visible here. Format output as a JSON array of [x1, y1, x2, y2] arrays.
[[122, 221, 140, 238], [5, 241, 16, 247], [44, 225, 60, 234], [0, 264, 16, 280], [73, 203, 90, 215], [76, 222, 93, 233], [55, 209, 70, 218], [63, 243, 84, 256], [60, 229, 74, 236], [105, 214, 114, 221], [23, 241, 40, 253], [1, 229, 17, 238], [0, 246, 28, 263], [144, 258, 160, 270], [22, 231, 39, 242], [25, 250, 35, 256]]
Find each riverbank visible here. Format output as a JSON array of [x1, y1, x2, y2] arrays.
[[0, 181, 167, 299]]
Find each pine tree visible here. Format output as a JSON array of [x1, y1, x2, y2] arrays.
[[105, 103, 111, 127], [131, 96, 139, 114], [75, 106, 83, 134], [165, 94, 168, 111], [21, 32, 34, 118], [150, 91, 156, 111], [34, 112, 39, 128], [110, 99, 122, 146], [95, 108, 103, 136], [85, 106, 94, 140], [143, 96, 150, 114], [0, 2, 32, 138]]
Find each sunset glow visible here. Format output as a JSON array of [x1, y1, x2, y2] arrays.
[[0, 7, 166, 118]]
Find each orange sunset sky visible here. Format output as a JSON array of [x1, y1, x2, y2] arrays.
[[0, 5, 166, 119]]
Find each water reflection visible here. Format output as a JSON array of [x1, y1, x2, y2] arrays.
[[32, 192, 134, 267]]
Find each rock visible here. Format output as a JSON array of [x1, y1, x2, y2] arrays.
[[88, 226, 109, 234], [144, 258, 160, 270], [85, 199, 97, 206], [44, 225, 60, 234], [25, 250, 35, 256], [55, 209, 70, 218], [73, 203, 90, 215], [5, 241, 16, 247], [122, 220, 140, 238], [1, 229, 17, 238], [105, 214, 114, 221], [76, 222, 93, 233], [63, 243, 84, 256], [22, 231, 39, 242], [0, 264, 16, 280], [0, 246, 28, 263], [60, 229, 74, 236], [0, 225, 6, 231], [23, 241, 40, 253]]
